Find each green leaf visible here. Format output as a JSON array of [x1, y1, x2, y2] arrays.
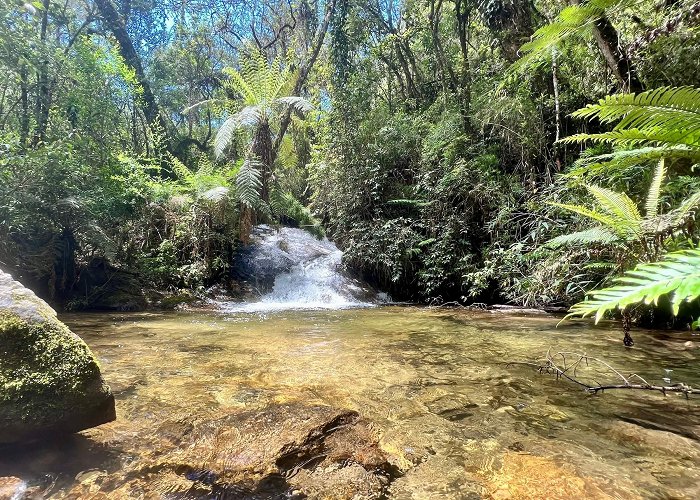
[[566, 248, 700, 321]]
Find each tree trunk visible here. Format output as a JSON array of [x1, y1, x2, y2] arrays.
[[592, 15, 644, 93], [93, 0, 168, 135], [32, 0, 51, 146], [272, 0, 337, 161]]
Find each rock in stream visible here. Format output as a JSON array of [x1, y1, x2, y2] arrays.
[[0, 269, 116, 444], [68, 403, 398, 499]]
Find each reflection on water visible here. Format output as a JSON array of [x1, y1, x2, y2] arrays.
[[1, 307, 699, 498]]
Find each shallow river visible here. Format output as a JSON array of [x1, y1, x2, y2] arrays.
[[2, 306, 700, 498]]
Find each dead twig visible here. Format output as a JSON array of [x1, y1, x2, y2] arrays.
[[525, 350, 700, 398]]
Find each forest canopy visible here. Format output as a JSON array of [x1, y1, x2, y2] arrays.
[[1, 0, 699, 327]]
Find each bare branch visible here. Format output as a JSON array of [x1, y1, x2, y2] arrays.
[[519, 351, 700, 398]]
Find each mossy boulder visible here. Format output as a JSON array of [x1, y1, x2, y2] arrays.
[[0, 270, 115, 444]]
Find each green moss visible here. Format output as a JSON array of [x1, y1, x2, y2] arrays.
[[158, 290, 198, 310], [0, 312, 108, 424]]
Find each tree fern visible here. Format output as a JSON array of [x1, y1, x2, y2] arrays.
[[566, 248, 700, 321], [214, 52, 315, 166], [546, 161, 699, 253]]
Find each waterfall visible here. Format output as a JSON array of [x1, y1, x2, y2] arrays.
[[220, 226, 386, 312]]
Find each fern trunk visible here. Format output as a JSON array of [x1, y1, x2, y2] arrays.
[[252, 120, 273, 203]]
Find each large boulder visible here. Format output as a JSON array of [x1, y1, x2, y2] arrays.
[[0, 270, 115, 444]]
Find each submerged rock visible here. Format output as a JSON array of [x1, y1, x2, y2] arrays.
[[78, 403, 397, 498], [232, 225, 298, 293], [0, 270, 115, 444]]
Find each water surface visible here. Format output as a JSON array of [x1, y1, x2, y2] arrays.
[[2, 307, 699, 498]]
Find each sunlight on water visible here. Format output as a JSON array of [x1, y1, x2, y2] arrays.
[[2, 307, 699, 498]]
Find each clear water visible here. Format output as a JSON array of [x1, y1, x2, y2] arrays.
[[1, 307, 699, 498]]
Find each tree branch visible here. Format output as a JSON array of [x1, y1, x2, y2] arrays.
[[517, 349, 700, 398]]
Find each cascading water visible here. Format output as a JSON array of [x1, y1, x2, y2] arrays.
[[220, 225, 385, 312]]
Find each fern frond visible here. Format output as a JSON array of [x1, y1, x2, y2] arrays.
[[200, 186, 230, 203], [645, 160, 666, 218], [276, 96, 314, 115], [170, 155, 194, 184], [566, 248, 700, 321], [214, 106, 263, 158], [545, 226, 618, 248], [223, 66, 259, 104], [508, 0, 627, 74], [652, 190, 700, 233], [571, 87, 700, 131], [564, 87, 700, 177], [584, 261, 618, 271], [561, 129, 700, 149], [586, 185, 642, 225], [182, 99, 222, 115], [196, 156, 214, 177], [548, 202, 619, 230], [214, 115, 239, 159], [565, 146, 699, 177], [236, 158, 263, 208]]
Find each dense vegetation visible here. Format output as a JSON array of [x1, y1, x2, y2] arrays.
[[1, 0, 698, 327]]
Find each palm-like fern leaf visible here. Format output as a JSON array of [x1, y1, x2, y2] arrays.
[[170, 154, 194, 185], [571, 87, 700, 130], [548, 184, 643, 239], [214, 106, 263, 158], [546, 226, 618, 248], [223, 66, 258, 105], [562, 129, 699, 149], [200, 186, 230, 203], [236, 158, 263, 208], [566, 145, 697, 177], [645, 160, 665, 218], [587, 185, 641, 224], [649, 190, 700, 234], [508, 0, 628, 73], [276, 96, 314, 115], [566, 248, 700, 321], [564, 87, 700, 175]]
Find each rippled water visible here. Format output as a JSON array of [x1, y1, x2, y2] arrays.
[[2, 307, 700, 498]]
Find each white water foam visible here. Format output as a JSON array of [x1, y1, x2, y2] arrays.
[[220, 227, 382, 313]]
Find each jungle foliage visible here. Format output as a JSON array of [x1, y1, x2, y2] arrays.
[[0, 0, 698, 325]]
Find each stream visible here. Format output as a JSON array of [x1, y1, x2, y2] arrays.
[[1, 227, 699, 498], [1, 308, 699, 498]]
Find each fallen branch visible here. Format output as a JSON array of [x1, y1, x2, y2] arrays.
[[522, 349, 700, 398]]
